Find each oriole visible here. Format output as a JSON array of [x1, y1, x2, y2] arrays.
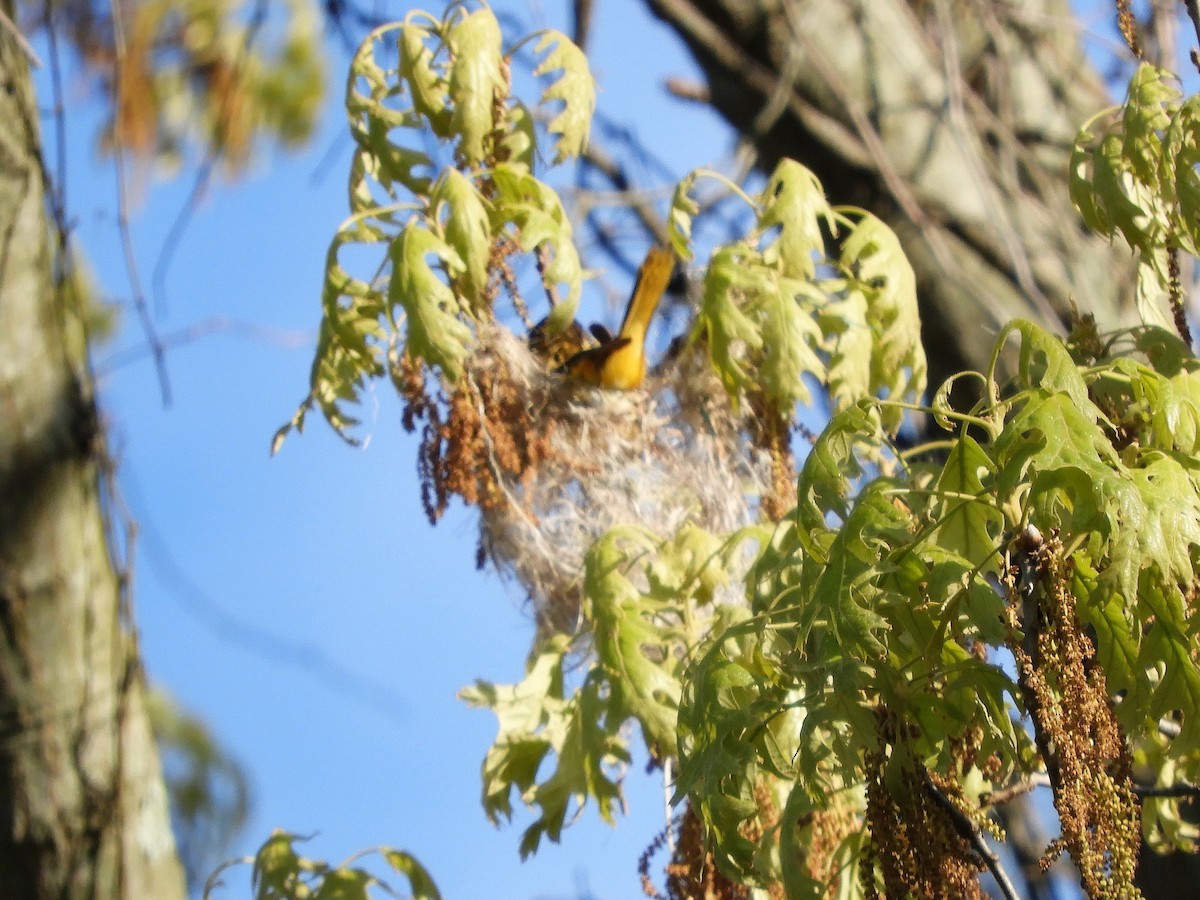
[[560, 245, 674, 389], [528, 318, 588, 370]]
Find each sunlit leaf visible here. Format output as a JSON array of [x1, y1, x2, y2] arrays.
[[445, 7, 506, 163], [533, 30, 595, 163], [389, 223, 473, 380]]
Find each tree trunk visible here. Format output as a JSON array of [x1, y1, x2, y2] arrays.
[[646, 0, 1137, 390], [0, 10, 186, 899]]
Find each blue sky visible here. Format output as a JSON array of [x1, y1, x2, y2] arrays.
[[32, 1, 1137, 897]]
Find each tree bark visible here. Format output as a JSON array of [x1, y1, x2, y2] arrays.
[[646, 0, 1137, 390], [0, 8, 186, 899]]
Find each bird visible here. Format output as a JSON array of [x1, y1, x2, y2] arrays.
[[527, 317, 588, 371], [559, 245, 674, 389]]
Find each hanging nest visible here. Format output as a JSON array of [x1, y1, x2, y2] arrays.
[[399, 321, 776, 637]]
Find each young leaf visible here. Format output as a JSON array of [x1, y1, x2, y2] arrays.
[[459, 641, 630, 858], [668, 170, 700, 259], [755, 277, 825, 407], [821, 285, 873, 414], [758, 159, 830, 280], [398, 18, 452, 137], [533, 30, 595, 163], [586, 529, 683, 757], [930, 434, 1002, 570], [389, 223, 473, 380], [445, 7, 506, 164], [839, 213, 927, 431], [796, 401, 882, 536], [692, 242, 768, 399], [491, 163, 584, 328], [430, 168, 492, 309], [382, 850, 442, 900]]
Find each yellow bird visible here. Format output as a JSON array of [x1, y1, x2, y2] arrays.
[[561, 245, 674, 389]]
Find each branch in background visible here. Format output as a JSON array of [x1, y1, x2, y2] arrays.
[[109, 0, 172, 405], [1135, 782, 1200, 800], [1185, 0, 1200, 57], [95, 316, 311, 376], [663, 76, 709, 103], [571, 0, 594, 51], [981, 773, 1053, 809], [578, 140, 670, 251], [0, 5, 41, 66], [151, 0, 270, 319]]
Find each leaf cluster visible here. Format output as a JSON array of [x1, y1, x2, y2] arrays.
[[276, 1, 596, 447], [677, 319, 1200, 892], [674, 163, 927, 431], [459, 524, 746, 858], [205, 830, 440, 900], [1071, 64, 1200, 330]]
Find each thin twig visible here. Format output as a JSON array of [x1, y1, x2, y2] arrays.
[[923, 773, 1021, 900], [1135, 781, 1200, 799], [108, 0, 171, 404], [981, 772, 1052, 808], [152, 0, 270, 317], [42, 2, 70, 283], [95, 316, 311, 375]]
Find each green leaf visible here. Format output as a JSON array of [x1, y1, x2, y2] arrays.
[[1122, 64, 1178, 187], [693, 242, 769, 399], [993, 389, 1123, 541], [668, 170, 701, 258], [382, 850, 442, 900], [930, 435, 1002, 569], [1005, 319, 1099, 416], [1141, 606, 1200, 755], [822, 286, 873, 414], [446, 7, 506, 163], [398, 19, 452, 137], [345, 29, 432, 198], [587, 528, 684, 757], [492, 163, 584, 327], [1075, 554, 1139, 709], [389, 223, 473, 380], [796, 402, 882, 536], [647, 522, 731, 608], [675, 609, 794, 881], [430, 168, 492, 309], [290, 212, 395, 443], [755, 277, 825, 407], [533, 30, 595, 163], [1167, 95, 1200, 253], [839, 213, 927, 431], [251, 831, 312, 900], [496, 98, 537, 171], [804, 481, 906, 658], [459, 639, 630, 858], [1069, 65, 1180, 257], [313, 868, 371, 900], [757, 160, 830, 279]]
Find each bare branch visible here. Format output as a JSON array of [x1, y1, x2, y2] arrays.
[[108, 0, 171, 405], [1185, 0, 1200, 57], [923, 773, 1022, 900], [981, 773, 1052, 809]]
